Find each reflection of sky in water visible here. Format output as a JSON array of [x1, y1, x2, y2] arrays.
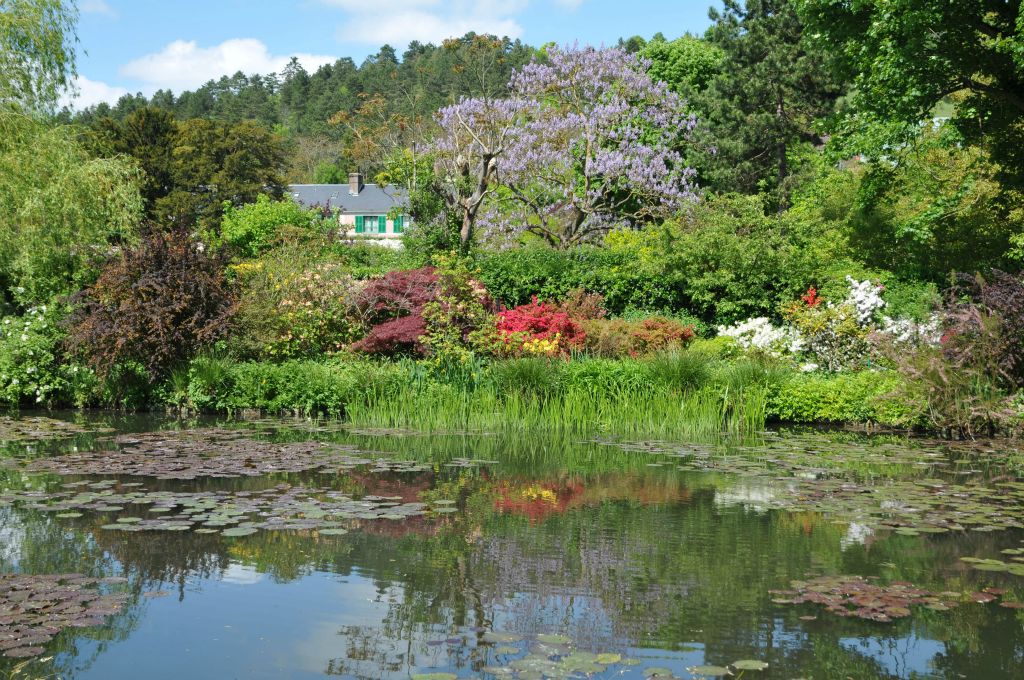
[[0, 508, 24, 567], [841, 634, 944, 679]]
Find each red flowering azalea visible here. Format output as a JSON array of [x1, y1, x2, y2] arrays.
[[495, 297, 585, 354]]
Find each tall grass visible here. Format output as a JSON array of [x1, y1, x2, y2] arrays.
[[183, 350, 786, 438]]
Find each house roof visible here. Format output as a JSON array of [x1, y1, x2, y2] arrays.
[[288, 183, 409, 214]]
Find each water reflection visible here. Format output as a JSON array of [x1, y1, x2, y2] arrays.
[[0, 414, 1023, 678]]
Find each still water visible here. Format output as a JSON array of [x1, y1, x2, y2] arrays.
[[1, 413, 1023, 679]]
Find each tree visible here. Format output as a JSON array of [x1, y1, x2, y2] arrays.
[[481, 45, 697, 248], [89, 107, 177, 218], [797, 0, 1024, 189], [0, 108, 142, 305], [431, 96, 525, 251], [0, 0, 77, 111], [641, 34, 723, 94], [688, 0, 843, 207], [154, 118, 287, 230]]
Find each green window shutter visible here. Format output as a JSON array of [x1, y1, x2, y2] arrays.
[[378, 215, 386, 233], [394, 216, 404, 233], [354, 215, 364, 233]]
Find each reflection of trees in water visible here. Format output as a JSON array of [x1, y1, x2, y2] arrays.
[[0, 508, 144, 679]]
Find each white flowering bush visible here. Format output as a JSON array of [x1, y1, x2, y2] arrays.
[[845, 276, 887, 325], [878, 313, 943, 347], [0, 304, 96, 407], [717, 317, 805, 357]]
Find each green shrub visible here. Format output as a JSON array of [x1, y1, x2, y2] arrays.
[[221, 194, 324, 258], [767, 370, 916, 426], [0, 303, 95, 408]]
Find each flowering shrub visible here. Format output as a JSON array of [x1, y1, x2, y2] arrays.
[[495, 297, 585, 357], [230, 251, 362, 360], [582, 316, 695, 358], [352, 268, 438, 356], [844, 276, 887, 325], [716, 317, 804, 357], [0, 304, 95, 407], [556, 288, 607, 320], [421, 253, 498, 368]]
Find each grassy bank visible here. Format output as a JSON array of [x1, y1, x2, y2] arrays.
[[175, 351, 917, 436]]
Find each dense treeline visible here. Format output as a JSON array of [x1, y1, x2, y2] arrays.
[[63, 34, 536, 182]]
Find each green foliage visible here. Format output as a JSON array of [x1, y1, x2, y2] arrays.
[[228, 244, 363, 360], [0, 0, 77, 111], [154, 118, 286, 230], [845, 129, 1016, 281], [683, 0, 843, 205], [641, 34, 723, 93], [421, 252, 497, 370], [0, 302, 95, 408], [0, 109, 143, 304], [221, 194, 323, 258], [767, 370, 916, 427], [478, 244, 679, 314], [797, 0, 1024, 190]]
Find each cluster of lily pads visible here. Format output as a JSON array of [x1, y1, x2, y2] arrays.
[[0, 573, 128, 659], [411, 630, 768, 680], [769, 574, 1023, 622], [961, 543, 1024, 578], [1, 480, 461, 537], [0, 416, 112, 444]]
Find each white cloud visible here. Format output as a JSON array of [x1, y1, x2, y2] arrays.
[[80, 0, 116, 17], [119, 38, 336, 91], [60, 75, 129, 109], [328, 0, 528, 45]]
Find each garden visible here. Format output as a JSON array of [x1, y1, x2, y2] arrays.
[[3, 1, 1024, 678]]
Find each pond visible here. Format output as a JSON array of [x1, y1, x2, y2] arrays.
[[1, 413, 1023, 679]]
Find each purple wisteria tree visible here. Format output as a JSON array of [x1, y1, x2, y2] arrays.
[[431, 45, 698, 250], [431, 97, 529, 250]]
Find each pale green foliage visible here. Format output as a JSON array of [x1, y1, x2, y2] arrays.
[[221, 193, 322, 258], [0, 0, 77, 111], [641, 34, 723, 94], [0, 109, 143, 303]]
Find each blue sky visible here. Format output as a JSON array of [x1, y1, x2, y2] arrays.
[[68, 0, 717, 107]]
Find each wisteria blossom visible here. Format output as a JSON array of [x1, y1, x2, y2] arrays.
[[486, 45, 698, 247], [431, 97, 531, 249], [431, 45, 698, 249]]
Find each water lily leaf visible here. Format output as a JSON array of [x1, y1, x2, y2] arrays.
[[687, 665, 732, 677], [482, 632, 521, 644], [596, 653, 621, 664], [536, 633, 571, 645], [411, 674, 457, 680], [732, 660, 769, 671], [221, 527, 257, 537]]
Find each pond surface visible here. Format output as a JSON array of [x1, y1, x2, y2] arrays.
[[1, 413, 1023, 679]]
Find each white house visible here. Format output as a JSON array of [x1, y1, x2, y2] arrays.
[[289, 173, 410, 248]]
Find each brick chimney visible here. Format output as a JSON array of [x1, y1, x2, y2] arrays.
[[348, 172, 363, 195]]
